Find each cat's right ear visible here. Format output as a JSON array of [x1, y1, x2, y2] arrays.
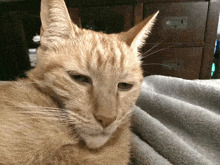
[[40, 0, 80, 48], [119, 11, 159, 52]]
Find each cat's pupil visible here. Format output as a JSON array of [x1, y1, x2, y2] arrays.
[[74, 75, 89, 83], [69, 73, 90, 84], [118, 83, 133, 91]]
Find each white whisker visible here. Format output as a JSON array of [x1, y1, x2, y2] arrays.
[[17, 105, 90, 124], [143, 70, 154, 75], [142, 63, 179, 70], [116, 108, 133, 127], [66, 110, 91, 124], [141, 45, 175, 59], [142, 40, 163, 56]]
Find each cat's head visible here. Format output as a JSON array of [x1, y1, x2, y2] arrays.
[[28, 0, 158, 148]]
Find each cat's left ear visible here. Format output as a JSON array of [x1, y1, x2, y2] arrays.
[[119, 11, 159, 51]]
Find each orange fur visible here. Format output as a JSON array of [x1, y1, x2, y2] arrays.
[[0, 0, 158, 164]]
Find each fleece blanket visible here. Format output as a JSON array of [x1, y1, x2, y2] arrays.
[[1, 75, 219, 165], [131, 75, 220, 165]]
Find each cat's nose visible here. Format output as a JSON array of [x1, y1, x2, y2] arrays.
[[94, 115, 116, 128]]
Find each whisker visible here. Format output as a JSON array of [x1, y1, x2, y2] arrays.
[[142, 40, 164, 56], [116, 109, 133, 126], [66, 110, 91, 123], [122, 109, 133, 121], [17, 105, 89, 123], [17, 105, 64, 112], [19, 106, 66, 118], [26, 116, 62, 121], [2, 81, 37, 85], [141, 45, 175, 59], [19, 82, 37, 84], [142, 63, 179, 70], [143, 70, 154, 76]]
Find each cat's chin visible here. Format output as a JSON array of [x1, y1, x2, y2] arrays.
[[80, 133, 112, 149]]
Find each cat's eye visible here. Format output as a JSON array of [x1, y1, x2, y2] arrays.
[[68, 72, 91, 84], [118, 83, 133, 91]]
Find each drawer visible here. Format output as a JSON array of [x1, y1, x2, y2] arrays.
[[144, 2, 208, 43], [68, 5, 133, 33], [141, 47, 203, 79]]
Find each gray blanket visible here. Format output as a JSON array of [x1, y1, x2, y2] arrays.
[[131, 75, 220, 165], [1, 75, 220, 164]]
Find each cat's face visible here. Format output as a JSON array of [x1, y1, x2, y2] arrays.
[[28, 0, 158, 148]]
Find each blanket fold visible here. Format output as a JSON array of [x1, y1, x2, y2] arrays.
[[132, 75, 220, 165], [1, 75, 220, 164], [131, 132, 172, 165]]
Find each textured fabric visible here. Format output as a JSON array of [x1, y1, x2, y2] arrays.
[[1, 75, 220, 164], [131, 75, 220, 165]]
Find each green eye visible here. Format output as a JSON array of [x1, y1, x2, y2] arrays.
[[68, 72, 91, 84], [118, 83, 133, 91], [72, 75, 89, 83]]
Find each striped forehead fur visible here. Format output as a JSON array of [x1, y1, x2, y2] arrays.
[[73, 31, 141, 75], [40, 30, 142, 78]]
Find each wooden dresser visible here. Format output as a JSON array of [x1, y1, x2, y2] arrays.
[[67, 0, 220, 79], [135, 0, 220, 79], [0, 0, 219, 80]]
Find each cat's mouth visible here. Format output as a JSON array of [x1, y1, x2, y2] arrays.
[[80, 132, 113, 149], [78, 121, 118, 149], [68, 108, 132, 149]]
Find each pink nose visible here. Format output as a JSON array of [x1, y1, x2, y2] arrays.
[[94, 115, 116, 128]]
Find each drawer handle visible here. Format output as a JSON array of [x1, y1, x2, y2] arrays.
[[164, 17, 187, 29]]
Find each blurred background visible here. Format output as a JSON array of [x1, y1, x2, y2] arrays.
[[0, 0, 220, 80]]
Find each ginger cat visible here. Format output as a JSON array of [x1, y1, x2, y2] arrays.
[[0, 0, 158, 164]]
